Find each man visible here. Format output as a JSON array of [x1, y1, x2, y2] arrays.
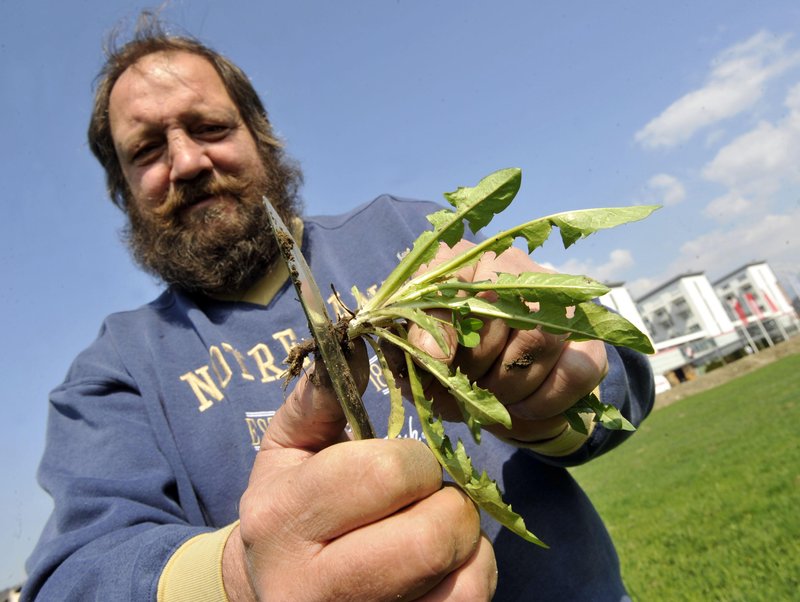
[[24, 18, 654, 602]]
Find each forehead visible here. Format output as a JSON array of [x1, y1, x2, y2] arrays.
[[108, 51, 237, 131]]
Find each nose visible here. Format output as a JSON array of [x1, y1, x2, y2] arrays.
[[168, 131, 213, 182]]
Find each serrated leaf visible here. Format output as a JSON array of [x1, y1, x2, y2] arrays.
[[370, 307, 451, 358], [364, 168, 523, 312], [442, 168, 522, 234], [405, 356, 546, 547], [566, 392, 636, 432], [427, 209, 465, 247], [449, 367, 511, 442], [518, 220, 553, 254], [430, 272, 609, 306], [462, 470, 547, 547], [549, 206, 659, 249], [537, 302, 654, 354], [375, 328, 512, 432], [563, 407, 590, 435]]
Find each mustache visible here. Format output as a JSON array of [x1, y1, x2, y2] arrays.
[[152, 173, 261, 220]]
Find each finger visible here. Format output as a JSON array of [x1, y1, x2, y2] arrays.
[[506, 339, 609, 420], [474, 326, 568, 404], [453, 246, 553, 380], [416, 533, 497, 602], [242, 438, 442, 545], [261, 338, 370, 453], [310, 485, 482, 601], [407, 240, 480, 363], [407, 308, 460, 363]]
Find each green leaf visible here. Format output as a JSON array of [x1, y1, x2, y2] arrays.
[[405, 355, 546, 547], [536, 302, 655, 354], [427, 272, 610, 306], [364, 337, 405, 438], [565, 392, 636, 432], [396, 206, 658, 303], [362, 168, 522, 312], [442, 168, 522, 234], [463, 470, 547, 547], [426, 209, 465, 247], [518, 220, 553, 254], [369, 307, 452, 358], [374, 328, 512, 432], [453, 314, 484, 348], [549, 206, 660, 249]]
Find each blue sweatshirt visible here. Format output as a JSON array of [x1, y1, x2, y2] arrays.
[[24, 196, 654, 601]]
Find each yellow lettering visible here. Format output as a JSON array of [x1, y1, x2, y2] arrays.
[[180, 366, 224, 412], [209, 345, 233, 388], [247, 343, 285, 382], [244, 418, 261, 448], [221, 342, 256, 381]]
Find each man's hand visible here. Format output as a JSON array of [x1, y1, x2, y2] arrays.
[[409, 241, 609, 443], [222, 341, 498, 601]]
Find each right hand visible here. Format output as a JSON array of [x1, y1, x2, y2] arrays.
[[222, 341, 498, 601]]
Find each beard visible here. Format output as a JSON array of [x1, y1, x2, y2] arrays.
[[123, 160, 301, 297]]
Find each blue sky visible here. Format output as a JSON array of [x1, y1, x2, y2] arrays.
[[2, 0, 799, 585]]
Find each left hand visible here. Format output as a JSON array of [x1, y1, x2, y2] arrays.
[[408, 241, 609, 443]]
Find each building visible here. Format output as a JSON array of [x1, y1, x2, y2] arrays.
[[635, 272, 743, 383], [624, 261, 799, 385], [712, 261, 799, 348]]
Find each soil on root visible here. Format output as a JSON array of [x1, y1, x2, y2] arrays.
[[283, 316, 354, 384]]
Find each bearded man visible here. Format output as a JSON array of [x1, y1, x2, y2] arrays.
[[24, 17, 654, 602]]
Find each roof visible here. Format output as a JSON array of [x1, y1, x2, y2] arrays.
[[711, 260, 768, 286], [635, 271, 706, 303]]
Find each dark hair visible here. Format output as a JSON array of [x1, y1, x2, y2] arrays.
[[88, 12, 289, 210]]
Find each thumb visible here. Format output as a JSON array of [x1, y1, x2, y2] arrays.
[[262, 338, 369, 452], [406, 308, 460, 365]]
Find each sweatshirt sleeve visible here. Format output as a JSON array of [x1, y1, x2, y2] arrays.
[[22, 331, 216, 601]]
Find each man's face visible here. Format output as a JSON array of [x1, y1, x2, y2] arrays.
[[108, 50, 280, 295]]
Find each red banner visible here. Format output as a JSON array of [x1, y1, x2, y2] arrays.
[[730, 298, 748, 322], [762, 290, 779, 312], [745, 293, 763, 319]]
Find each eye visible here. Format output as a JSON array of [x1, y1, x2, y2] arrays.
[[195, 123, 231, 140], [131, 141, 163, 165]]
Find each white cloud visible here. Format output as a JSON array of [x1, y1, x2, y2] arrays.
[[702, 81, 800, 199], [672, 208, 800, 279], [555, 248, 635, 283], [629, 208, 800, 299], [702, 120, 800, 194], [646, 173, 686, 206], [703, 192, 752, 221], [635, 31, 800, 149]]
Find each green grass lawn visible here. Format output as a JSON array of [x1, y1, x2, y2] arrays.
[[570, 354, 800, 601]]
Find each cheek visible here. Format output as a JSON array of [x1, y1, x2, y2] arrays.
[[214, 136, 264, 177], [130, 165, 170, 208]]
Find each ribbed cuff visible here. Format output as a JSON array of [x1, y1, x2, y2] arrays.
[[157, 522, 239, 602], [522, 412, 595, 456]]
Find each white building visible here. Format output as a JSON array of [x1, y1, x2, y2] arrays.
[[712, 261, 799, 347], [635, 272, 742, 380]]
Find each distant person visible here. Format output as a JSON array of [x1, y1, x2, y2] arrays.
[[24, 14, 654, 601]]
